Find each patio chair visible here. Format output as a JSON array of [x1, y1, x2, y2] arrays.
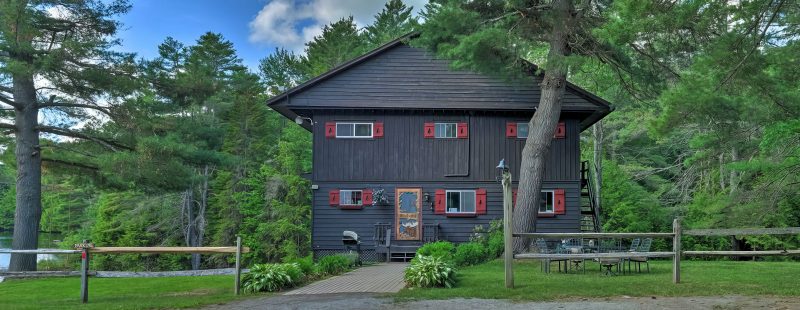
[[624, 238, 641, 273], [562, 238, 586, 274], [597, 238, 622, 276], [535, 238, 567, 273], [630, 238, 653, 273]]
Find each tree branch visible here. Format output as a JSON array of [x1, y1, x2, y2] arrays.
[[42, 158, 98, 171], [36, 125, 133, 152], [0, 122, 15, 131], [0, 94, 22, 109], [38, 100, 113, 117]]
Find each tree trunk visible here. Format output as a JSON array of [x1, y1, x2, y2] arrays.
[[9, 74, 42, 272], [512, 0, 573, 253], [729, 147, 739, 195], [191, 165, 211, 270], [592, 121, 603, 214]]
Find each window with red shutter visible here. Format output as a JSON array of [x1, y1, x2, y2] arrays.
[[362, 189, 373, 206], [476, 188, 486, 214], [434, 189, 445, 214], [373, 123, 384, 138], [554, 122, 566, 139], [424, 122, 435, 138], [457, 122, 468, 138], [506, 122, 517, 138], [325, 122, 336, 138], [328, 190, 340, 206]]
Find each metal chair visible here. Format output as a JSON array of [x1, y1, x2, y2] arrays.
[[624, 238, 641, 273], [535, 238, 567, 273], [597, 238, 622, 276], [563, 238, 586, 273], [630, 238, 653, 273]]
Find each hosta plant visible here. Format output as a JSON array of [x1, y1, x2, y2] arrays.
[[404, 255, 457, 288], [242, 263, 304, 293]]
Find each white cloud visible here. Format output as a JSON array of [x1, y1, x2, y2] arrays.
[[248, 0, 426, 53]]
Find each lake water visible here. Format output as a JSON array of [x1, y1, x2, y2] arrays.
[[0, 231, 63, 270]]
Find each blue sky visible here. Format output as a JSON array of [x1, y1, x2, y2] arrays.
[[115, 0, 426, 70]]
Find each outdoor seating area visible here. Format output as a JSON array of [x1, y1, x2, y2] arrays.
[[534, 237, 655, 276]]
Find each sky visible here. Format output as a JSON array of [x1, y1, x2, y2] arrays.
[[116, 0, 426, 70]]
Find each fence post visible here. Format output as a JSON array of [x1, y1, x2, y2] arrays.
[[673, 218, 681, 284], [80, 240, 90, 303], [502, 170, 514, 288], [235, 236, 242, 295]]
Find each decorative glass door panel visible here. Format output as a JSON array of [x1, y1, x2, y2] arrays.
[[395, 188, 421, 240]]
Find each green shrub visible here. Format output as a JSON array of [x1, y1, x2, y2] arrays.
[[242, 263, 304, 293], [317, 254, 353, 275], [453, 242, 488, 266], [404, 255, 457, 288], [283, 255, 315, 276], [486, 232, 504, 258], [416, 241, 455, 260]]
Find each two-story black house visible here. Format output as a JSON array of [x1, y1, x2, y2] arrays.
[[267, 36, 613, 261]]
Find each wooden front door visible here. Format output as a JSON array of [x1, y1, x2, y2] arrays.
[[395, 188, 421, 241]]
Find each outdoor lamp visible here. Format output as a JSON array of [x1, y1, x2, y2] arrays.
[[294, 116, 313, 125], [496, 158, 509, 182]]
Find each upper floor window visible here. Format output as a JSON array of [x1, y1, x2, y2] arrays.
[[336, 122, 373, 138], [340, 190, 363, 206], [446, 190, 476, 213], [517, 122, 529, 138], [539, 190, 554, 213], [435, 123, 457, 138]]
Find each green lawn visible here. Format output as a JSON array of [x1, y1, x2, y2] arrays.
[[0, 275, 265, 310], [396, 259, 800, 301]]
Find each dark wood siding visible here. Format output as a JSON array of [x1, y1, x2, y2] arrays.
[[312, 181, 581, 250], [312, 110, 581, 183], [280, 45, 600, 112]]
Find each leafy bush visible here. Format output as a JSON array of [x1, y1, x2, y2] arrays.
[[317, 254, 354, 275], [453, 242, 488, 266], [486, 232, 505, 258], [283, 255, 315, 276], [416, 241, 455, 261], [242, 263, 304, 293], [404, 255, 457, 288]]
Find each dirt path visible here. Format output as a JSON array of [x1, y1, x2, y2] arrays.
[[203, 294, 800, 310]]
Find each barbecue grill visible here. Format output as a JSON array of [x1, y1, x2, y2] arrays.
[[342, 230, 362, 266]]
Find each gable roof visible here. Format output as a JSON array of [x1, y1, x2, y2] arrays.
[[267, 34, 613, 131]]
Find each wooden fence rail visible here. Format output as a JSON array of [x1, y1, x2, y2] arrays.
[[1, 237, 249, 303], [684, 227, 800, 236], [514, 232, 675, 239]]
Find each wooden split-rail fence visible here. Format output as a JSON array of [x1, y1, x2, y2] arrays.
[[0, 236, 250, 303]]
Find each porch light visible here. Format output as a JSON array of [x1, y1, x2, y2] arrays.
[[295, 116, 313, 125], [496, 159, 509, 182]]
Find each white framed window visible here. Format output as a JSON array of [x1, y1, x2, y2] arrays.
[[336, 122, 373, 138], [435, 123, 457, 138], [517, 122, 529, 138], [446, 190, 476, 213], [539, 190, 554, 213], [340, 190, 363, 206]]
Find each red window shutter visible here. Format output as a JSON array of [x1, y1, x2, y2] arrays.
[[554, 189, 566, 214], [476, 188, 487, 215], [457, 122, 468, 138], [512, 189, 517, 210], [424, 122, 435, 138], [434, 189, 445, 214], [329, 190, 340, 206], [362, 189, 373, 206], [506, 122, 517, 138], [373, 122, 384, 138], [325, 122, 336, 138], [554, 121, 566, 139]]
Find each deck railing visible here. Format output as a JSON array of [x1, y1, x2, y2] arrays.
[[373, 222, 440, 246]]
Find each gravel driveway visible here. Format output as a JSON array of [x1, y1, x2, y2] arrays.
[[203, 294, 800, 310]]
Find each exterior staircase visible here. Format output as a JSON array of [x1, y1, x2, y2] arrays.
[[580, 161, 601, 232]]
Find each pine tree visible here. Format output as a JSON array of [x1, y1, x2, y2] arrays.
[[0, 0, 136, 270], [365, 0, 418, 46]]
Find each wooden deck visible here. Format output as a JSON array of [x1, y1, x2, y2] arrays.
[[285, 263, 407, 295]]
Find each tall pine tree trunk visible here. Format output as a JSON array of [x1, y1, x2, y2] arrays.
[[592, 121, 603, 216], [9, 73, 42, 271], [512, 0, 574, 252]]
